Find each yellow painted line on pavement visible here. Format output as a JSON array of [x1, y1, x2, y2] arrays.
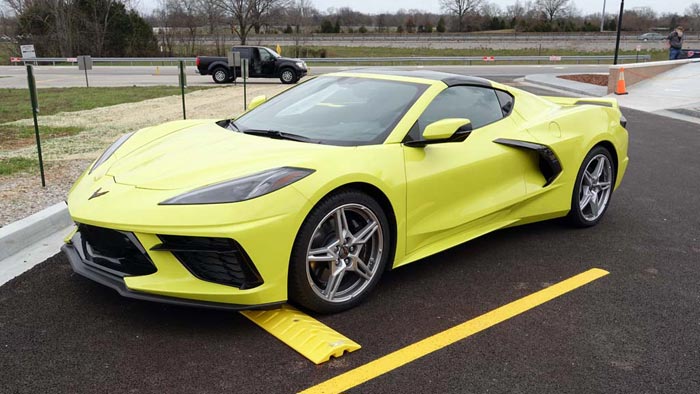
[[301, 268, 609, 394]]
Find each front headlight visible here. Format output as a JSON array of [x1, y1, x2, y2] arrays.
[[296, 61, 306, 69], [159, 167, 314, 205], [89, 132, 134, 174]]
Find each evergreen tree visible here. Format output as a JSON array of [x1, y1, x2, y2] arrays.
[[437, 17, 446, 33]]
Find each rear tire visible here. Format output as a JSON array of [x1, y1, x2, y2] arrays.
[[568, 146, 616, 227], [288, 191, 391, 314], [212, 67, 231, 84]]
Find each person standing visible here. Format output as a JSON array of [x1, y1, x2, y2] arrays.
[[667, 26, 684, 60]]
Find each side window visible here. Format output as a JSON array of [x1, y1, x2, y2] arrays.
[[495, 90, 515, 116], [259, 48, 273, 62], [235, 48, 250, 59], [410, 86, 504, 140]]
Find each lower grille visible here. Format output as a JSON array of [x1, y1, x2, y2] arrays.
[[77, 224, 156, 276], [153, 235, 263, 289]]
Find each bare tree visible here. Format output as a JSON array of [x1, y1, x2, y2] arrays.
[[49, 0, 77, 56], [1, 0, 31, 15], [214, 0, 288, 45], [439, 0, 483, 32], [250, 0, 290, 34], [535, 0, 569, 22], [171, 0, 202, 55], [287, 0, 314, 56], [153, 0, 175, 55], [686, 3, 700, 31], [197, 0, 220, 34], [197, 0, 224, 54]]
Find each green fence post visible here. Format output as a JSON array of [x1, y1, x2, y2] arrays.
[[179, 60, 187, 120], [26, 65, 46, 187], [243, 58, 248, 110]]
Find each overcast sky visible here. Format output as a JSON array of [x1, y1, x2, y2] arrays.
[[136, 0, 691, 16]]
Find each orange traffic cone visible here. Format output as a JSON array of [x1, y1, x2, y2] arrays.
[[614, 67, 628, 95]]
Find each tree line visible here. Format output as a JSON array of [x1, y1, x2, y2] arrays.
[[2, 0, 699, 58], [2, 0, 157, 57]]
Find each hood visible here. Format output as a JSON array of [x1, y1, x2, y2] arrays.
[[280, 56, 304, 63], [105, 121, 332, 190]]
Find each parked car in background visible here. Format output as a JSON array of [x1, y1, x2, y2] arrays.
[[196, 46, 308, 84], [681, 49, 700, 58], [638, 32, 665, 41]]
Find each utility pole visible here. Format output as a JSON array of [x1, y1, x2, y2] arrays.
[[600, 0, 607, 32], [613, 0, 624, 65]]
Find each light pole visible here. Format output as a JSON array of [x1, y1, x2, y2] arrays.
[[613, 0, 624, 65], [600, 0, 607, 32]]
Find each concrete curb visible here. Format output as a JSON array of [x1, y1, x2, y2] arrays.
[[0, 202, 72, 261], [523, 74, 607, 97]]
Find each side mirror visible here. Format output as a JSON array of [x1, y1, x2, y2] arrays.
[[422, 118, 472, 140], [248, 95, 267, 110]]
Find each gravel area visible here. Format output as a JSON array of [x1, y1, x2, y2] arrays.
[[0, 82, 292, 227]]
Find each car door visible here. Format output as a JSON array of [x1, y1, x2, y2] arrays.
[[257, 48, 277, 76], [403, 85, 531, 255], [233, 47, 250, 78]]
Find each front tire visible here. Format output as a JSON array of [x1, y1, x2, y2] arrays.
[[289, 191, 391, 313], [279, 68, 298, 84], [212, 67, 231, 84], [568, 146, 615, 227]]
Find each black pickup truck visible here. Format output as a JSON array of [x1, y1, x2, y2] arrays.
[[196, 46, 308, 84]]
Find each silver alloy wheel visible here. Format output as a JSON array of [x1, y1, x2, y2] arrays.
[[578, 154, 613, 221], [214, 70, 226, 82], [305, 203, 384, 303], [281, 70, 294, 82]]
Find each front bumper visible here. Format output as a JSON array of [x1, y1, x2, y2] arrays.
[[65, 172, 313, 307], [62, 242, 278, 310]]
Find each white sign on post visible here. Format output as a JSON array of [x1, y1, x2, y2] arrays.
[[20, 45, 36, 58]]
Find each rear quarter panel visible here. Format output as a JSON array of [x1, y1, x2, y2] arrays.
[[516, 103, 628, 219]]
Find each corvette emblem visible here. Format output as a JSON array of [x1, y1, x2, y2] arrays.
[[88, 187, 109, 200]]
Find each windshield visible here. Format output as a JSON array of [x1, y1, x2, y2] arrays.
[[264, 47, 281, 58], [233, 76, 427, 146]]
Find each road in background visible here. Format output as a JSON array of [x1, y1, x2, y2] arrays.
[[0, 64, 610, 88], [1, 82, 699, 393]]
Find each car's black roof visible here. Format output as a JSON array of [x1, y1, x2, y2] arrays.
[[342, 69, 493, 87]]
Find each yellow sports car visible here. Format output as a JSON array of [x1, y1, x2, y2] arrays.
[[63, 70, 628, 313]]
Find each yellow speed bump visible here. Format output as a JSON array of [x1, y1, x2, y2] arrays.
[[240, 305, 361, 364]]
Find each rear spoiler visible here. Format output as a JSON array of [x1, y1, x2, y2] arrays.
[[540, 96, 619, 109]]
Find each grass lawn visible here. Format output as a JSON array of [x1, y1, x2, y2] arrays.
[[0, 124, 84, 147], [0, 42, 19, 66], [0, 86, 212, 124], [0, 157, 38, 175]]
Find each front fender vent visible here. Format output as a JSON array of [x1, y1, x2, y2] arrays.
[[494, 138, 563, 187], [152, 235, 263, 289]]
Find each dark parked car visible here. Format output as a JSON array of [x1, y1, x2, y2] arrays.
[[681, 49, 700, 59], [638, 32, 665, 41], [196, 46, 308, 84]]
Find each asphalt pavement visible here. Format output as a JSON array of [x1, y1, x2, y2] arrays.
[[0, 64, 610, 88], [1, 86, 700, 393]]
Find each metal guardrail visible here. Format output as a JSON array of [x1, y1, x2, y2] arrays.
[[10, 54, 651, 66], [304, 55, 652, 64], [9, 57, 197, 66]]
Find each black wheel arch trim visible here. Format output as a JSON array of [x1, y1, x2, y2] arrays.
[[207, 61, 231, 74], [493, 138, 562, 187]]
